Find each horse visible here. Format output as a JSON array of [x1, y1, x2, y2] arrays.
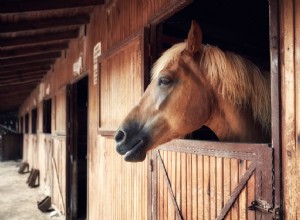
[[115, 21, 270, 162]]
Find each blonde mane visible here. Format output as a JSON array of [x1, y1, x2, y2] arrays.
[[151, 42, 271, 133]]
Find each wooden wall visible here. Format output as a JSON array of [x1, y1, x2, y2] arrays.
[[18, 0, 300, 219], [280, 0, 300, 219], [18, 0, 191, 219]]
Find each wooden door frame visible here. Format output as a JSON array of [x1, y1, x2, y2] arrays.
[[147, 0, 282, 218], [66, 74, 89, 220]]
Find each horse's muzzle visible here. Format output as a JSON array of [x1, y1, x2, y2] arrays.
[[114, 123, 149, 162]]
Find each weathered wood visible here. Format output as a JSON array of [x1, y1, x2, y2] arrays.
[[280, 0, 300, 219], [0, 52, 61, 67], [0, 0, 104, 13], [0, 61, 53, 73], [0, 30, 78, 47], [0, 42, 68, 58], [0, 15, 90, 33]]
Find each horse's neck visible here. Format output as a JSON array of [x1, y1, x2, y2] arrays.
[[205, 98, 269, 143]]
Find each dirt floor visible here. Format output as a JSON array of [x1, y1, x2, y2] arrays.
[[0, 160, 63, 220]]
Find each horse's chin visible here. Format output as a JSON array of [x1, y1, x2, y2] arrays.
[[116, 139, 148, 162]]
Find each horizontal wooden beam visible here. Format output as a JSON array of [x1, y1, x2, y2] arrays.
[[0, 0, 104, 13], [0, 63, 52, 74], [0, 67, 49, 76], [0, 15, 90, 33], [0, 79, 40, 87], [0, 71, 46, 81], [0, 42, 68, 58], [0, 30, 78, 47], [0, 60, 53, 72], [0, 52, 61, 67], [0, 84, 37, 93]]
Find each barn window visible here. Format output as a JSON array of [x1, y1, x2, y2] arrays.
[[43, 99, 52, 134], [31, 108, 37, 134], [25, 114, 29, 134]]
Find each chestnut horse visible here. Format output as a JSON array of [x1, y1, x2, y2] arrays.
[[115, 21, 270, 162]]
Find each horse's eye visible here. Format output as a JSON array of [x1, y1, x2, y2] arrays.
[[158, 77, 172, 86]]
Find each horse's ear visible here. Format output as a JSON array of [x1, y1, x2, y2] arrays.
[[186, 20, 202, 54]]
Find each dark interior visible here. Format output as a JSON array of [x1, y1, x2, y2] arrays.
[[75, 76, 88, 219], [155, 0, 270, 141]]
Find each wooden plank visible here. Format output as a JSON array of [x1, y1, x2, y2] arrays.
[[223, 158, 231, 220], [0, 0, 104, 13], [0, 42, 69, 59], [0, 30, 78, 47], [247, 161, 255, 220], [197, 155, 204, 220], [203, 156, 210, 220], [239, 160, 247, 220], [216, 157, 223, 216], [231, 159, 239, 219], [0, 15, 90, 33], [210, 156, 217, 219], [181, 152, 187, 219], [0, 61, 53, 73], [280, 0, 298, 219], [176, 152, 182, 219], [186, 153, 192, 220], [191, 154, 197, 220], [0, 52, 61, 67]]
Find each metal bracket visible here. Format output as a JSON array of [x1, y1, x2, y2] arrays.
[[248, 199, 280, 219]]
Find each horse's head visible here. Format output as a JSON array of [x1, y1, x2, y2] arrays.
[[115, 21, 214, 162]]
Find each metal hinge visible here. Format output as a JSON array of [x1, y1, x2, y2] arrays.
[[248, 199, 280, 219]]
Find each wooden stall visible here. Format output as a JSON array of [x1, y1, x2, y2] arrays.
[[13, 0, 299, 219]]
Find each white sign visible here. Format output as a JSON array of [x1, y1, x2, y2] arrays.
[[93, 42, 101, 85], [73, 56, 83, 76]]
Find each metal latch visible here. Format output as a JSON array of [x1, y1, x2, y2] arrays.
[[248, 199, 280, 219]]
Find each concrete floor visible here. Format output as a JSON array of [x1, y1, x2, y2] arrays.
[[0, 161, 63, 220]]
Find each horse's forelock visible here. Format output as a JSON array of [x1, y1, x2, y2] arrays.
[[151, 42, 186, 80]]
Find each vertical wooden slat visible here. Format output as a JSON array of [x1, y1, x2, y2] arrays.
[[247, 161, 255, 220], [203, 156, 210, 220], [280, 0, 298, 219], [163, 151, 168, 220], [210, 156, 217, 219], [181, 153, 187, 218], [176, 152, 182, 219], [192, 154, 198, 220], [198, 155, 204, 220], [238, 160, 247, 220], [170, 151, 176, 220], [231, 159, 239, 219], [186, 153, 192, 219], [223, 158, 231, 220], [216, 157, 223, 216]]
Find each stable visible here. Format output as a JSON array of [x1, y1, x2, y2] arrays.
[[0, 0, 299, 219]]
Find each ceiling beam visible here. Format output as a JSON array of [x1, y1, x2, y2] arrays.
[[0, 0, 104, 13], [0, 63, 52, 74], [0, 15, 90, 33], [0, 60, 53, 72], [0, 42, 68, 58], [0, 71, 46, 81], [0, 52, 61, 67], [0, 30, 78, 47], [0, 67, 49, 77]]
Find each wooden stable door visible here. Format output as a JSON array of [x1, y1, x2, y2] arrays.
[[150, 140, 276, 220]]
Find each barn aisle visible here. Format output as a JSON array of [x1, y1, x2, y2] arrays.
[[0, 161, 62, 220]]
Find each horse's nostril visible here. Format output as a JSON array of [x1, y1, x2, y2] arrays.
[[115, 130, 126, 143]]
